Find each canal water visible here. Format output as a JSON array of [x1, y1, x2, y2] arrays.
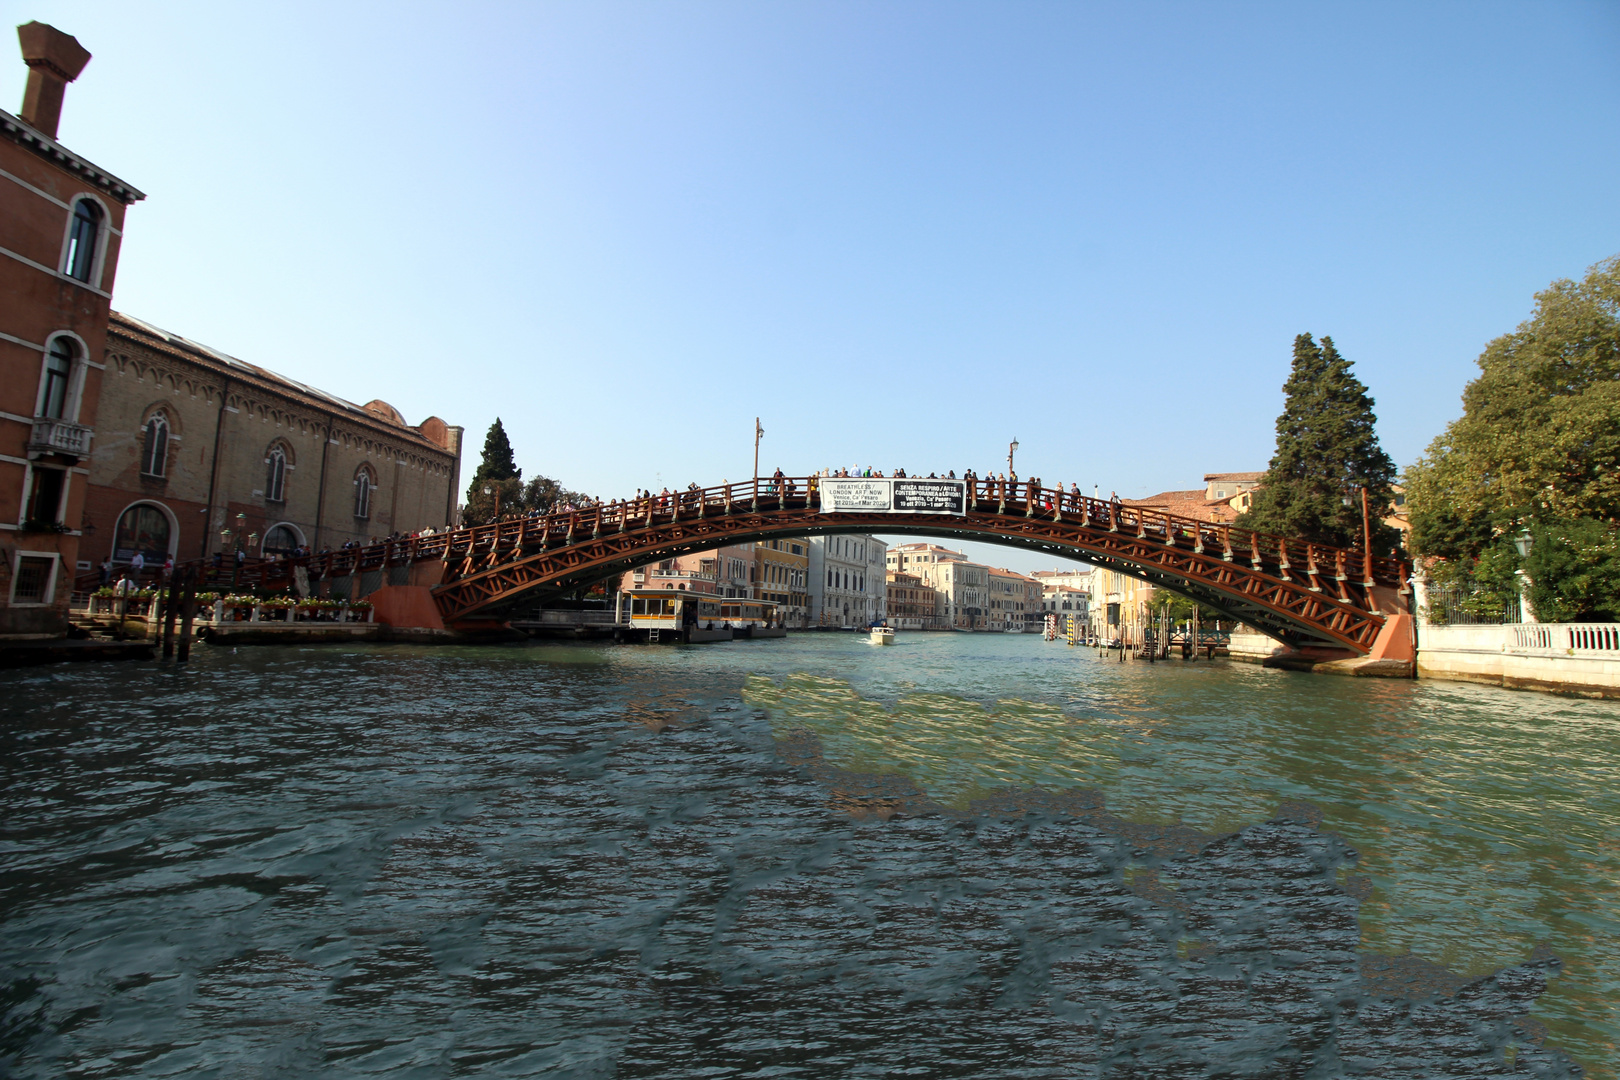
[[1, 632, 1615, 1077]]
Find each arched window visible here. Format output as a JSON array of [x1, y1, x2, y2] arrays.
[[140, 412, 169, 477], [262, 523, 302, 554], [65, 199, 102, 283], [265, 446, 287, 502], [39, 337, 75, 419], [354, 467, 374, 520], [114, 503, 172, 562]]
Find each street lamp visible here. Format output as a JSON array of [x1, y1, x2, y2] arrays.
[[1007, 438, 1019, 477], [483, 483, 500, 521], [1512, 527, 1535, 623]]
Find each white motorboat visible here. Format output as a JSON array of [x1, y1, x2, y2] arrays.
[[870, 625, 895, 645]]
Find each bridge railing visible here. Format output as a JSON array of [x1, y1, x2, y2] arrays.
[[123, 474, 1405, 600]]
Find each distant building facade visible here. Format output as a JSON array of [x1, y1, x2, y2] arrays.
[[885, 571, 941, 629], [1204, 471, 1264, 502], [929, 558, 989, 630], [1089, 566, 1156, 645], [808, 534, 885, 626], [626, 542, 755, 599], [1041, 584, 1090, 624], [886, 542, 965, 575], [756, 539, 810, 626], [988, 567, 1041, 631], [1032, 567, 1093, 592]]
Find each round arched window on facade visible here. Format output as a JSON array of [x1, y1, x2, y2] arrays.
[[262, 524, 302, 555], [113, 503, 172, 563]]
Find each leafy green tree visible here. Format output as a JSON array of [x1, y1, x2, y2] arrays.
[[1405, 255, 1620, 620], [1236, 334, 1399, 551], [1151, 590, 1222, 625], [1524, 517, 1620, 623], [463, 476, 524, 526], [1407, 256, 1620, 556], [522, 475, 592, 515]]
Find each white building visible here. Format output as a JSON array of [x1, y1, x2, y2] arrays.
[[1031, 567, 1094, 592], [886, 542, 967, 574], [1041, 584, 1090, 624], [808, 534, 887, 627]]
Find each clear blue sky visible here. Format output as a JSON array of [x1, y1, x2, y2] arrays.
[[15, 1, 1619, 571]]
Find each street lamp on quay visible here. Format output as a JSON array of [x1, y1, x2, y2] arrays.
[[1513, 527, 1536, 623], [1007, 438, 1019, 478]]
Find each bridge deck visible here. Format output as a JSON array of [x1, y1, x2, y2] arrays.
[[99, 477, 1406, 654]]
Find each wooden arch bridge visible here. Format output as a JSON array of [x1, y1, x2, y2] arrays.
[[212, 476, 1410, 654]]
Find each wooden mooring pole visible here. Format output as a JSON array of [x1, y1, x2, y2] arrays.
[[177, 569, 198, 663], [161, 573, 180, 659]]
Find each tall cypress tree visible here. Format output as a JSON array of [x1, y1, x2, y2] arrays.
[[1237, 334, 1399, 551], [466, 418, 521, 501]]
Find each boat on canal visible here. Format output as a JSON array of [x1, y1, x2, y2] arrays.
[[869, 622, 895, 645]]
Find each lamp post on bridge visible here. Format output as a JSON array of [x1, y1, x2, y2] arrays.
[[1007, 437, 1019, 479], [753, 417, 763, 505]]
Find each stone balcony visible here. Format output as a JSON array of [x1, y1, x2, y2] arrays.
[[28, 418, 93, 458]]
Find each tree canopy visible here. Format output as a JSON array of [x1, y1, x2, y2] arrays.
[[458, 418, 597, 525], [1236, 334, 1399, 551], [1407, 256, 1620, 557], [1405, 255, 1620, 621]]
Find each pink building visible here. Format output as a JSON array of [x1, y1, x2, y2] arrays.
[[621, 543, 755, 598]]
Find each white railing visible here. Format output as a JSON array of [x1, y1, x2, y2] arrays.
[[29, 418, 93, 456], [1508, 623, 1620, 655]]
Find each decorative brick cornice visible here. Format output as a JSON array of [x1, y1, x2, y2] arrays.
[[0, 107, 145, 204], [107, 313, 456, 465]]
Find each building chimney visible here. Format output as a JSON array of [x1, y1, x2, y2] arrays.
[[16, 22, 90, 139]]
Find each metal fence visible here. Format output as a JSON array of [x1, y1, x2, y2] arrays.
[[1424, 585, 1521, 626]]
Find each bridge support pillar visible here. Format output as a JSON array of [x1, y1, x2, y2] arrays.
[[368, 586, 446, 632], [1366, 613, 1414, 663]]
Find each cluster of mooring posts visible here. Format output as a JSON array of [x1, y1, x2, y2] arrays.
[[1047, 611, 1232, 663]]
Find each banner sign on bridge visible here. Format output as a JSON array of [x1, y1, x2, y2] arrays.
[[819, 478, 966, 516]]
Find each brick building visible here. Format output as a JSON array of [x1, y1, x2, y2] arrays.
[[1, 23, 144, 636], [84, 314, 463, 568], [885, 570, 940, 629]]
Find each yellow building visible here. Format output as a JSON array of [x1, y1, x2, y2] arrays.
[[755, 539, 810, 627], [988, 567, 1042, 632], [1088, 566, 1156, 646]]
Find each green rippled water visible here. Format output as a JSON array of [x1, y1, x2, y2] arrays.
[[737, 632, 1620, 1075], [2, 630, 1614, 1075]]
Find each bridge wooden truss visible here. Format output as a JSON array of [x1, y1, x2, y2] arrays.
[[204, 476, 1407, 653]]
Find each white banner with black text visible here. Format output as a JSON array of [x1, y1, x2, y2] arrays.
[[819, 479, 966, 515]]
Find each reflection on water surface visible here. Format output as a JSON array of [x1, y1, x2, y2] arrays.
[[0, 632, 1614, 1076]]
